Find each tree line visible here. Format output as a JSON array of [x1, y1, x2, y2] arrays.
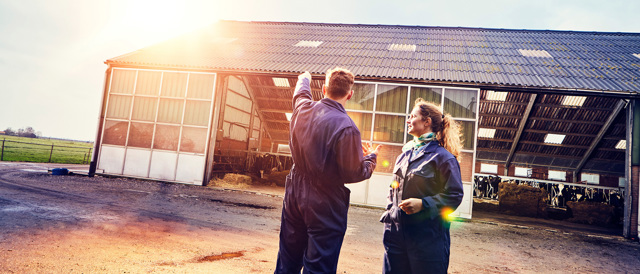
[[2, 127, 41, 138]]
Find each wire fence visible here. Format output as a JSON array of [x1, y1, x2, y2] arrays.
[[0, 138, 93, 164]]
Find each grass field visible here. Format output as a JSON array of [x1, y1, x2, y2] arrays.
[[0, 135, 93, 164]]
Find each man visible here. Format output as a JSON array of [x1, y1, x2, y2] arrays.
[[275, 68, 381, 273]]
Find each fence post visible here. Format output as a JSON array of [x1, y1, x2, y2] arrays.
[[1, 138, 4, 161], [48, 144, 54, 163]]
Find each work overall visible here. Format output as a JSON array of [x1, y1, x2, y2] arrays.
[[380, 141, 464, 274], [275, 77, 377, 273]]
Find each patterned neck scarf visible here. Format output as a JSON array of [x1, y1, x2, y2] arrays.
[[402, 132, 436, 152]]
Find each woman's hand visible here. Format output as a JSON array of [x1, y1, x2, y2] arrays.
[[362, 142, 382, 156], [398, 198, 423, 215]]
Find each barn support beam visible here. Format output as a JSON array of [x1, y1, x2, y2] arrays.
[[504, 93, 536, 175], [573, 99, 626, 182], [623, 99, 640, 240]]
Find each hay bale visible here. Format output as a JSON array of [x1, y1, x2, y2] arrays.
[[566, 201, 615, 226], [208, 173, 253, 189], [498, 182, 548, 218]]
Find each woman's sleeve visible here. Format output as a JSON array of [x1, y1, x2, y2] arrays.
[[421, 158, 464, 219]]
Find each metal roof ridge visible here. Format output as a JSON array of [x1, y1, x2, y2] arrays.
[[218, 20, 640, 36]]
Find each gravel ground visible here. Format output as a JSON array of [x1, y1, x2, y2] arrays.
[[0, 162, 639, 273]]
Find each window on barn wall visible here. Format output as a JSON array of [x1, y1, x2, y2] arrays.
[[98, 68, 215, 184], [480, 163, 498, 174], [343, 82, 478, 175], [374, 84, 407, 144], [548, 170, 566, 181], [581, 173, 599, 185]]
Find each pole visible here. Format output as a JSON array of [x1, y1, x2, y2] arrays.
[[1, 138, 4, 161], [48, 144, 54, 163]]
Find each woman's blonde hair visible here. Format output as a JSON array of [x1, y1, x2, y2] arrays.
[[413, 98, 463, 158]]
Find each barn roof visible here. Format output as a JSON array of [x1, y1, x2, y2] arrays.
[[108, 20, 640, 96]]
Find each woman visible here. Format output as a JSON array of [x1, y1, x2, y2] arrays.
[[380, 98, 464, 274]]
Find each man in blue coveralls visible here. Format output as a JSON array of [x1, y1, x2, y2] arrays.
[[275, 68, 381, 273]]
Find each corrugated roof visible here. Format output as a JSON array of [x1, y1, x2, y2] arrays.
[[107, 20, 640, 94]]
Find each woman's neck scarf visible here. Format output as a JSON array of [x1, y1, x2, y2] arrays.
[[402, 132, 436, 153]]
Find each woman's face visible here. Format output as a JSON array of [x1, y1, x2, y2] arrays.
[[407, 107, 431, 137]]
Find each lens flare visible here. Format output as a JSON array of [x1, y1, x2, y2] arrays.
[[382, 160, 390, 167], [441, 207, 456, 222], [390, 181, 399, 189]]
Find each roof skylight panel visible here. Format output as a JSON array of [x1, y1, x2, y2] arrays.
[[294, 40, 323, 47], [518, 49, 553, 58], [544, 134, 566, 144], [388, 44, 417, 51], [478, 128, 496, 138], [486, 90, 508, 101], [615, 140, 626, 150], [561, 95, 586, 107], [633, 53, 640, 60], [272, 78, 290, 87]]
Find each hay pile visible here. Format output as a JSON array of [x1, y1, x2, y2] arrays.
[[208, 173, 253, 189], [498, 182, 549, 218], [566, 201, 615, 226]]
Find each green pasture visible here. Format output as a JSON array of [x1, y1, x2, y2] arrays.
[[0, 135, 93, 164]]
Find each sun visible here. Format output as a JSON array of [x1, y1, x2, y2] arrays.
[[117, 0, 215, 48]]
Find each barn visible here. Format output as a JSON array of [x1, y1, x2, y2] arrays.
[[89, 20, 640, 239]]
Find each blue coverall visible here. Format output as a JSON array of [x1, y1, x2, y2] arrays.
[[380, 141, 464, 274], [275, 76, 377, 273]]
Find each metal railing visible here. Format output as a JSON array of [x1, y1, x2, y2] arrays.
[[473, 173, 625, 208]]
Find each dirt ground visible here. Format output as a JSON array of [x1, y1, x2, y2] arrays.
[[1, 162, 639, 273]]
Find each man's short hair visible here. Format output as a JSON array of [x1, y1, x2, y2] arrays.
[[325, 67, 355, 98]]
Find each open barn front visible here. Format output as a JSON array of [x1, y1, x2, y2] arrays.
[[472, 89, 631, 232], [206, 73, 479, 218]]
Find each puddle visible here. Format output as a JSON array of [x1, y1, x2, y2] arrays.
[[197, 251, 244, 262], [208, 199, 275, 210]]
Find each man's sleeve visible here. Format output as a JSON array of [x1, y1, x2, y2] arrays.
[[293, 77, 313, 110], [335, 127, 377, 184]]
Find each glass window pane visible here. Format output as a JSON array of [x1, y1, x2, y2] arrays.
[[346, 83, 374, 111], [128, 122, 154, 148], [153, 124, 180, 151], [131, 96, 157, 121], [161, 72, 188, 98], [184, 100, 211, 126], [135, 70, 161, 96], [376, 85, 407, 113], [347, 112, 372, 140], [180, 126, 207, 154], [103, 120, 128, 146], [157, 98, 184, 124], [187, 73, 215, 99], [373, 114, 405, 143], [410, 86, 442, 108], [457, 120, 475, 150], [106, 95, 132, 119], [110, 69, 136, 94], [444, 88, 477, 119], [375, 144, 402, 174]]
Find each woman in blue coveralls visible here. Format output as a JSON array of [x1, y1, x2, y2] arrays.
[[380, 98, 464, 274]]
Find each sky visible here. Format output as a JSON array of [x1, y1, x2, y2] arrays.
[[0, 0, 639, 141]]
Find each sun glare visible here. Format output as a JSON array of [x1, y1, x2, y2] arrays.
[[116, 0, 215, 48]]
